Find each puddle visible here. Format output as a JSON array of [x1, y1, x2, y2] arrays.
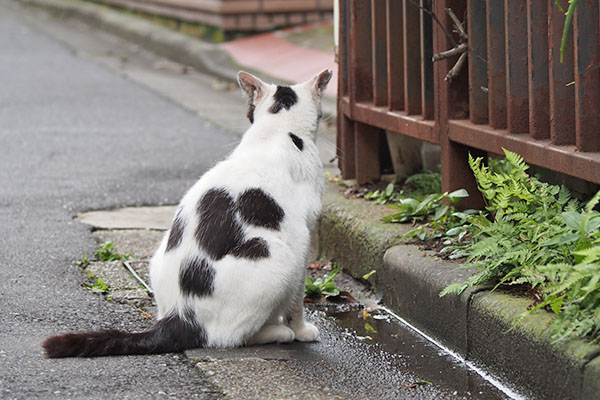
[[313, 303, 528, 400]]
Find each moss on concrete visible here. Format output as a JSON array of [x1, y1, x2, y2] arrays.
[[469, 291, 600, 400], [318, 182, 409, 286]]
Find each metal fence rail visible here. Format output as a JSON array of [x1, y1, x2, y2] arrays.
[[337, 0, 600, 208]]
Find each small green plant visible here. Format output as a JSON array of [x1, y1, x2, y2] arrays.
[[365, 183, 399, 205], [86, 277, 110, 295], [365, 171, 470, 241], [305, 267, 342, 298], [365, 170, 442, 205], [77, 253, 89, 268], [384, 189, 469, 224], [93, 241, 132, 262], [362, 269, 377, 280], [404, 170, 442, 195]]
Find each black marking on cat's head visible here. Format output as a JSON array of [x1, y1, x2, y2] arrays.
[[247, 103, 255, 124], [237, 188, 285, 230], [180, 256, 215, 298], [231, 237, 270, 260], [166, 210, 185, 252], [238, 71, 267, 124], [195, 188, 243, 260], [269, 86, 298, 114], [288, 132, 304, 151]]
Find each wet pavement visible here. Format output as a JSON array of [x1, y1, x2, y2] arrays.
[[82, 212, 519, 399]]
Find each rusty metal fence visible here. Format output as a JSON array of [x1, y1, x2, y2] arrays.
[[337, 0, 600, 209]]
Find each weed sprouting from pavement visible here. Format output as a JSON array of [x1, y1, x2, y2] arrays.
[[93, 240, 132, 262]]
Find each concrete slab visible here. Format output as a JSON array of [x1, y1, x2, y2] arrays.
[[78, 206, 177, 230], [92, 230, 164, 260], [186, 342, 313, 362], [195, 358, 346, 400]]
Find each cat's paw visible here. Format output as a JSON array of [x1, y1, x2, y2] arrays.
[[292, 322, 319, 342], [276, 326, 296, 344]]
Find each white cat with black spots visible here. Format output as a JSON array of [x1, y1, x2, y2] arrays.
[[43, 69, 332, 357]]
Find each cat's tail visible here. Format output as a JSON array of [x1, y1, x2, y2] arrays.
[[42, 312, 205, 358]]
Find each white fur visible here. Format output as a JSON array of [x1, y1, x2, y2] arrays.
[[149, 70, 331, 347]]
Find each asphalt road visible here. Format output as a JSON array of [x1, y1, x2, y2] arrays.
[[0, 3, 514, 399], [0, 6, 233, 399]]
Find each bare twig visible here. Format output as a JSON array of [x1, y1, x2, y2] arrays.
[[445, 51, 467, 82], [432, 43, 467, 61], [407, 0, 458, 48], [445, 7, 468, 41], [431, 6, 470, 84]]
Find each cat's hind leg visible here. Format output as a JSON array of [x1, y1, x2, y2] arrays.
[[247, 323, 295, 345], [288, 286, 319, 342]]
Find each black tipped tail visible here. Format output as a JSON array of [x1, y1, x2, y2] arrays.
[[43, 313, 205, 358]]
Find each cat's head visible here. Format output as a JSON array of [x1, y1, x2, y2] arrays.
[[237, 70, 332, 134]]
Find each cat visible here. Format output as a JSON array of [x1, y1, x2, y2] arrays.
[[42, 69, 333, 357]]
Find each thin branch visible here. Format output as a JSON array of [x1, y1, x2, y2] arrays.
[[432, 43, 467, 61], [445, 7, 468, 42], [407, 0, 458, 48], [445, 51, 467, 82]]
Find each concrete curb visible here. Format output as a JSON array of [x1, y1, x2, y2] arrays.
[[319, 181, 600, 400], [17, 0, 337, 118]]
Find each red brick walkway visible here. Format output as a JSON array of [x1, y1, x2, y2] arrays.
[[221, 31, 337, 97]]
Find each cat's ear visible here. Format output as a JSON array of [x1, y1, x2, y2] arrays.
[[307, 69, 333, 97], [237, 71, 267, 102]]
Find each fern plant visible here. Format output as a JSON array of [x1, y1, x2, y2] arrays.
[[441, 149, 580, 295], [523, 192, 600, 342], [441, 149, 600, 342]]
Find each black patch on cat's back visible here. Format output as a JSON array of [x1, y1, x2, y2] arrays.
[[195, 188, 243, 260], [288, 132, 304, 151], [269, 86, 298, 114], [180, 256, 215, 298], [231, 237, 270, 259], [166, 210, 185, 252], [237, 188, 285, 230]]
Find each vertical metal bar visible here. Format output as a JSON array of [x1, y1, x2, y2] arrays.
[[372, 0, 388, 107], [505, 0, 529, 134], [349, 0, 373, 104], [468, 0, 489, 124], [548, 0, 575, 145], [403, 0, 422, 115], [527, 0, 550, 140], [337, 0, 355, 178], [574, 0, 600, 152], [486, 0, 507, 129], [420, 0, 434, 120], [355, 122, 381, 185], [386, 0, 404, 110], [339, 0, 350, 97], [339, 115, 357, 179], [434, 0, 483, 210]]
